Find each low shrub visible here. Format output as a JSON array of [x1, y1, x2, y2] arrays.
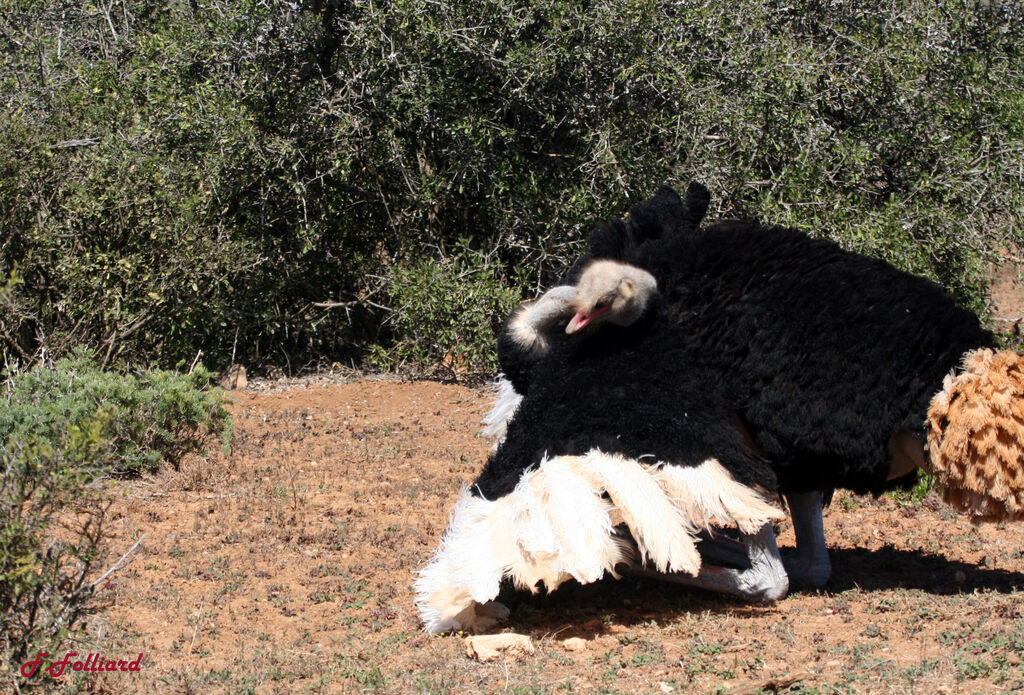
[[0, 352, 231, 476], [0, 353, 231, 688]]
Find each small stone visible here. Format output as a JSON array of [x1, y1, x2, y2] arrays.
[[465, 633, 535, 662], [563, 637, 588, 652], [659, 682, 675, 693]]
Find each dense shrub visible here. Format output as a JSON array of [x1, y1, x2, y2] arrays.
[[377, 243, 525, 374], [1, 0, 1022, 372], [0, 353, 230, 684]]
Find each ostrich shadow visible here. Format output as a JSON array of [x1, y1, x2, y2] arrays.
[[495, 571, 798, 639], [494, 545, 1024, 638], [826, 544, 1024, 594]]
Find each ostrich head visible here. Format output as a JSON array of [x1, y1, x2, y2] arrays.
[[565, 260, 658, 334]]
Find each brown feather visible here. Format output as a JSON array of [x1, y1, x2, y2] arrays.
[[926, 348, 1024, 522]]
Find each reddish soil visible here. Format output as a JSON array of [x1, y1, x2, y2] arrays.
[[69, 378, 1024, 694]]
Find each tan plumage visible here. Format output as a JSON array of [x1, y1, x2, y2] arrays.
[[565, 260, 658, 334], [926, 348, 1024, 522]]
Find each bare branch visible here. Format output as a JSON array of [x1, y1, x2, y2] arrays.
[[52, 138, 100, 149], [89, 533, 146, 590]]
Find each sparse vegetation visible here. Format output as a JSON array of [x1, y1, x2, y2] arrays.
[[35, 379, 1016, 695]]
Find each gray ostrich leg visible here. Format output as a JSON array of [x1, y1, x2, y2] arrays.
[[782, 490, 832, 588], [629, 490, 833, 599]]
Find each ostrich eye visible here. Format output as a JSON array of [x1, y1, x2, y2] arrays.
[[595, 292, 616, 309]]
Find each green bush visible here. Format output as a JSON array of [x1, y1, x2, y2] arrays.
[[0, 1, 377, 370], [377, 243, 524, 375], [0, 352, 231, 476], [1, 1, 1021, 370], [0, 353, 231, 686], [1, 425, 111, 689]]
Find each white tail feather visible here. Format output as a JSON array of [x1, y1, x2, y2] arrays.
[[570, 450, 701, 575], [416, 449, 783, 633], [481, 377, 523, 444], [414, 489, 505, 634], [415, 456, 629, 634], [532, 457, 626, 584], [653, 459, 784, 535]]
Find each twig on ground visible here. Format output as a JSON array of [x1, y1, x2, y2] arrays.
[[189, 598, 206, 655], [90, 533, 146, 590]]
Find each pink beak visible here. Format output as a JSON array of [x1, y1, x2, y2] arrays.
[[566, 305, 609, 334]]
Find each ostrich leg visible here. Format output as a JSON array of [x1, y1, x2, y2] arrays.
[[629, 522, 789, 601], [782, 490, 831, 588]]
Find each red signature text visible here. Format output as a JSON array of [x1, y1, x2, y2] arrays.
[[20, 652, 143, 679]]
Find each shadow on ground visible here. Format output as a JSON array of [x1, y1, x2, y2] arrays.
[[828, 544, 1024, 596], [494, 544, 1024, 637]]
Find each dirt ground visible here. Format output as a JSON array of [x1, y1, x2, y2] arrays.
[[59, 377, 1024, 695]]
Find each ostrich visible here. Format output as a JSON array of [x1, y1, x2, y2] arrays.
[[486, 183, 709, 440], [492, 259, 657, 395], [418, 297, 790, 633], [525, 195, 1024, 559], [560, 216, 1024, 587], [565, 260, 659, 334], [416, 185, 1024, 634]]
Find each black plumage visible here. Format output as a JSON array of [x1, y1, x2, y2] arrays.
[[481, 187, 995, 502], [653, 220, 994, 494], [479, 313, 777, 499], [563, 182, 712, 284]]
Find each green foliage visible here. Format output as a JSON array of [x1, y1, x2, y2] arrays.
[[0, 353, 231, 686], [888, 471, 936, 507], [0, 352, 231, 476], [1, 1, 1022, 371], [0, 1, 375, 369], [377, 244, 524, 374], [1, 429, 109, 689]]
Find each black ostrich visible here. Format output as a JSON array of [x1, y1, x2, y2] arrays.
[[416, 185, 1024, 633]]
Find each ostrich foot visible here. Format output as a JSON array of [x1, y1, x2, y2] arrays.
[[781, 551, 831, 589]]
